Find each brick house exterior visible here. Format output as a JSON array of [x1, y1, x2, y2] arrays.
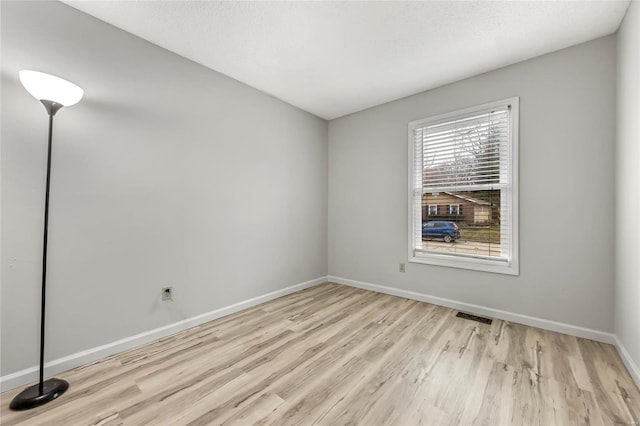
[[422, 190, 500, 225]]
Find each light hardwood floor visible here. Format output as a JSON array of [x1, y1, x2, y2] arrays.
[[1, 283, 639, 425]]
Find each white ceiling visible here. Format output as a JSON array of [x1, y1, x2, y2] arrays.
[[62, 0, 630, 120]]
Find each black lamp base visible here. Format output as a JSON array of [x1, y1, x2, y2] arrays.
[[9, 378, 69, 411]]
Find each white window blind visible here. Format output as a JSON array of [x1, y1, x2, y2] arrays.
[[420, 109, 509, 192], [408, 98, 519, 275]]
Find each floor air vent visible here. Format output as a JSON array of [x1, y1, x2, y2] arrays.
[[456, 312, 493, 325]]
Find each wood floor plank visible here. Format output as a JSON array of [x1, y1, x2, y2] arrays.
[[467, 361, 516, 426], [2, 282, 638, 426], [309, 307, 438, 425]]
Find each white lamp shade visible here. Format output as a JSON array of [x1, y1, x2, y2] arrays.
[[19, 70, 84, 107]]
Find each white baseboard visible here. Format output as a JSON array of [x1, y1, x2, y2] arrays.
[[0, 276, 327, 393], [4, 275, 629, 393], [614, 336, 640, 389], [328, 275, 616, 345]]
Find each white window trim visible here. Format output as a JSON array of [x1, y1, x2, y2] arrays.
[[407, 97, 519, 275], [428, 204, 438, 215], [448, 204, 460, 215]]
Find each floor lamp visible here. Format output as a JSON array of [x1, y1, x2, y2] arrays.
[[10, 70, 84, 411]]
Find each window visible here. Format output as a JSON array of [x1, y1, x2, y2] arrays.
[[408, 98, 519, 275]]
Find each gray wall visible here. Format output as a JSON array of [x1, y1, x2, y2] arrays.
[[616, 1, 640, 373], [329, 36, 616, 332], [1, 1, 328, 376]]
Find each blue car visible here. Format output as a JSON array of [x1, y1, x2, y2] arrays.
[[422, 221, 460, 243]]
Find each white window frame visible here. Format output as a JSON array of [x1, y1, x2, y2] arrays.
[[408, 97, 519, 275], [428, 205, 438, 216], [448, 204, 461, 215]]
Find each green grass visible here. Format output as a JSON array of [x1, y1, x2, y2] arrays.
[[459, 225, 501, 244]]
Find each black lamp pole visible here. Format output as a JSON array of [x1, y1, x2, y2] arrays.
[[10, 100, 69, 411]]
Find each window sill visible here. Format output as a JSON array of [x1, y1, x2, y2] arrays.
[[409, 252, 519, 275]]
